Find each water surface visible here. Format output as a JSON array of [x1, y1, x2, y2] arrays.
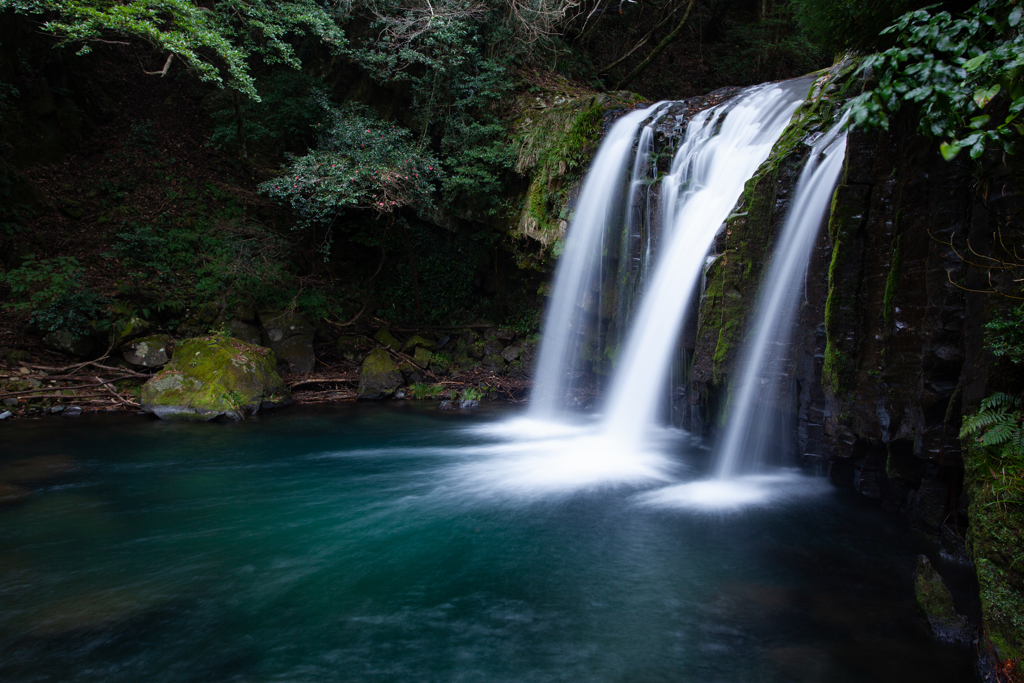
[[0, 405, 974, 682]]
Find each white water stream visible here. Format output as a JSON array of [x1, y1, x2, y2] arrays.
[[713, 117, 849, 478], [529, 103, 666, 415], [601, 79, 812, 445]]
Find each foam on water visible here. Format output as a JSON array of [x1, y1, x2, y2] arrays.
[[635, 471, 829, 512], [451, 422, 676, 499]]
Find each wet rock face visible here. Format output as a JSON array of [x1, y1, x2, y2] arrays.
[[140, 336, 291, 421], [259, 311, 315, 374]]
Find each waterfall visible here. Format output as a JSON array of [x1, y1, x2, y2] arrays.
[[601, 78, 813, 445], [714, 117, 849, 478], [529, 103, 666, 416]]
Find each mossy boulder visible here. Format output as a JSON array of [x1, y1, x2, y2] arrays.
[[373, 327, 401, 349], [914, 555, 975, 646], [358, 348, 403, 399], [259, 311, 315, 373], [481, 354, 506, 374], [140, 336, 291, 421], [121, 334, 171, 369]]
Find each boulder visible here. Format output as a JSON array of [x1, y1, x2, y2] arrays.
[[459, 399, 480, 409], [121, 334, 172, 369], [403, 334, 435, 352], [438, 400, 456, 410], [481, 354, 506, 374], [226, 320, 262, 346], [140, 336, 291, 421], [914, 555, 975, 645], [373, 327, 401, 349], [259, 311, 315, 373], [501, 345, 521, 363], [112, 316, 150, 345], [412, 346, 433, 368], [358, 348, 403, 399], [42, 330, 94, 358]]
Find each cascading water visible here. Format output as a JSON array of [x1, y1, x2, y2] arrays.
[[529, 103, 666, 416], [601, 78, 813, 446], [714, 117, 849, 478]]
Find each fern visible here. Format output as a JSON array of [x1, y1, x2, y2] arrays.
[[962, 392, 1024, 505]]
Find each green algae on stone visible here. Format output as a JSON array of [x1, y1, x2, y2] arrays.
[[913, 554, 975, 645], [140, 336, 291, 421], [358, 348, 403, 399]]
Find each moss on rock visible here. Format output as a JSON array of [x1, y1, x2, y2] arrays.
[[358, 348, 403, 399], [140, 336, 291, 421], [964, 442, 1024, 663], [914, 554, 975, 645]]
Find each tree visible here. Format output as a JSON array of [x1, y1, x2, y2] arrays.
[[0, 0, 348, 98], [846, 0, 1023, 161]]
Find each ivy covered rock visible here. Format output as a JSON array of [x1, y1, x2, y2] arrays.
[[259, 311, 315, 373], [358, 348, 402, 399], [140, 336, 291, 421], [121, 334, 171, 369]]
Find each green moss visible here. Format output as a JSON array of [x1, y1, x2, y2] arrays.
[[883, 233, 903, 329], [513, 93, 642, 251], [140, 335, 289, 420], [963, 441, 1024, 660]]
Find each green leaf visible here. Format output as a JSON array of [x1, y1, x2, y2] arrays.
[[940, 142, 963, 160], [970, 114, 992, 129], [1010, 6, 1022, 27], [963, 54, 987, 71], [975, 84, 1000, 108]]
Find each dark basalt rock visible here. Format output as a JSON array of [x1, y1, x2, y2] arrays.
[[42, 330, 94, 358], [259, 311, 315, 374]]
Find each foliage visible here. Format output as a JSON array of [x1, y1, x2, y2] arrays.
[[409, 381, 447, 398], [461, 386, 485, 401], [986, 306, 1024, 363], [708, 9, 825, 87], [262, 102, 442, 232], [0, 0, 347, 98], [373, 220, 488, 324], [962, 392, 1024, 508], [209, 70, 329, 156], [789, 0, 914, 51], [0, 256, 109, 337], [846, 0, 1024, 161]]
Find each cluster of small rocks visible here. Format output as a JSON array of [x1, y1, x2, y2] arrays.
[[347, 327, 536, 402]]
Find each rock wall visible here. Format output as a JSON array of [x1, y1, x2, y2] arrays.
[[685, 67, 1024, 671]]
